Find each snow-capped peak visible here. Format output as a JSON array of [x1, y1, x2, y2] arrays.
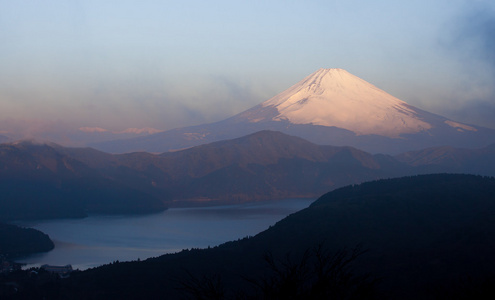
[[261, 68, 431, 137]]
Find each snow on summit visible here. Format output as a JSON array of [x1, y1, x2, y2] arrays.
[[91, 67, 495, 154], [261, 68, 431, 137]]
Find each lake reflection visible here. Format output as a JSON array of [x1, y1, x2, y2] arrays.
[[16, 198, 314, 270]]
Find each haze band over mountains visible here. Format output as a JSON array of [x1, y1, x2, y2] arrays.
[[87, 68, 495, 154]]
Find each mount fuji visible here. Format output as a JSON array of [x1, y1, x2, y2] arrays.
[[92, 68, 495, 154]]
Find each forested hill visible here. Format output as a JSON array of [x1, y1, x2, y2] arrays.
[[0, 223, 54, 258], [312, 173, 495, 207], [8, 174, 495, 299], [254, 173, 495, 298]]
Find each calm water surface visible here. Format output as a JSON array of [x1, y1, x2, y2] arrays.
[[15, 198, 314, 270]]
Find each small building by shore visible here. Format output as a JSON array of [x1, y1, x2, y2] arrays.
[[40, 264, 73, 278]]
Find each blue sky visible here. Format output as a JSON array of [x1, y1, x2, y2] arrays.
[[1, 0, 495, 135]]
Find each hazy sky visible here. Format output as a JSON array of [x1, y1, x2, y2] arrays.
[[1, 0, 495, 135]]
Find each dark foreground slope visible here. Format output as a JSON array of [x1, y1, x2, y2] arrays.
[[6, 174, 495, 299], [267, 174, 495, 298]]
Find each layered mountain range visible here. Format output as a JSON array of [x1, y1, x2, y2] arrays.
[[2, 130, 495, 220], [3, 68, 495, 298], [92, 68, 495, 154]]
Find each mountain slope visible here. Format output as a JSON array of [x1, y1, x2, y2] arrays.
[[4, 130, 495, 219], [257, 174, 495, 297], [0, 142, 166, 220], [0, 131, 416, 216], [99, 130, 414, 203], [395, 143, 495, 175], [243, 68, 431, 137], [20, 174, 495, 299], [4, 130, 495, 218], [91, 68, 495, 154]]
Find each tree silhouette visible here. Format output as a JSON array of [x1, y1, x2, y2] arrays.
[[177, 244, 378, 299], [246, 244, 377, 299]]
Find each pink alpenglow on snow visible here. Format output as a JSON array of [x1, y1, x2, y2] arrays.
[[261, 68, 431, 137]]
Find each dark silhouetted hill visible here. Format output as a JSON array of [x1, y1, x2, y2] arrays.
[[0, 223, 54, 258], [8, 174, 494, 299]]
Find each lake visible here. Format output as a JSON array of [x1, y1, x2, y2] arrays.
[[15, 198, 314, 270]]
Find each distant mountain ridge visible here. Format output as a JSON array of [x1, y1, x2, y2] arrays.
[[91, 68, 495, 154], [2, 130, 495, 220], [0, 141, 166, 220], [395, 143, 495, 175], [0, 126, 162, 149], [0, 131, 410, 220], [66, 130, 413, 203]]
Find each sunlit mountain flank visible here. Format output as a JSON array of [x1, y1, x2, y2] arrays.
[[92, 69, 495, 154]]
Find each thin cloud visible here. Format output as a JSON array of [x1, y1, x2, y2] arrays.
[[449, 3, 495, 74], [439, 2, 495, 129]]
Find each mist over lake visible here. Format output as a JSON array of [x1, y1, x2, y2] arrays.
[[15, 198, 313, 270]]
